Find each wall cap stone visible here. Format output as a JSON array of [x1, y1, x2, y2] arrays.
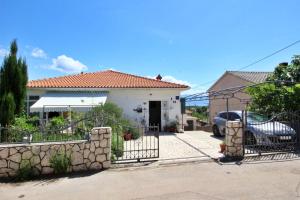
[[0, 140, 87, 148]]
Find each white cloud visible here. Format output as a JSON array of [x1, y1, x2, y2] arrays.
[[31, 48, 47, 58], [49, 55, 88, 73], [0, 48, 9, 57], [148, 75, 208, 95], [161, 75, 192, 86], [182, 85, 208, 96], [148, 75, 192, 86]]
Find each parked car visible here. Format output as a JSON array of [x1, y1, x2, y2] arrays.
[[212, 111, 296, 145]]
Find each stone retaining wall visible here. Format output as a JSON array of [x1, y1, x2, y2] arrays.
[[0, 127, 111, 178], [224, 121, 243, 158]]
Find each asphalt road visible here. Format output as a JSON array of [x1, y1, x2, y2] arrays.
[[1, 158, 300, 200]]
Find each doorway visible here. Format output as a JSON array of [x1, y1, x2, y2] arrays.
[[149, 101, 161, 131]]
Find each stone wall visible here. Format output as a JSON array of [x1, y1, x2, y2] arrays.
[[224, 121, 243, 158], [0, 127, 111, 178]]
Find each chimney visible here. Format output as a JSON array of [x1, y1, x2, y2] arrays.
[[156, 74, 162, 81]]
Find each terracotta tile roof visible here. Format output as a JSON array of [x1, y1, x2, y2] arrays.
[[228, 71, 272, 83], [27, 70, 189, 89]]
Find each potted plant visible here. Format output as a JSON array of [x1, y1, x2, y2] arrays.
[[219, 140, 226, 153], [167, 121, 178, 132], [123, 129, 132, 141]]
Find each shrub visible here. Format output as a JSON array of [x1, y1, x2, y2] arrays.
[[49, 116, 65, 128], [111, 132, 124, 158], [50, 152, 72, 174], [89, 103, 127, 159], [16, 160, 34, 181], [13, 115, 38, 132], [129, 127, 140, 140]]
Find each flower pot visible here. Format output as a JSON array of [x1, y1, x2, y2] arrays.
[[168, 127, 176, 133], [124, 133, 132, 141], [219, 143, 226, 153]]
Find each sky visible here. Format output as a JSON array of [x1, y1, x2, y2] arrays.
[[0, 0, 300, 95]]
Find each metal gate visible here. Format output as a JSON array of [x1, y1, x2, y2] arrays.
[[112, 124, 159, 163], [243, 111, 300, 155]]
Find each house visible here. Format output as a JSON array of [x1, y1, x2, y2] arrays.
[[207, 71, 272, 123], [26, 70, 190, 131]]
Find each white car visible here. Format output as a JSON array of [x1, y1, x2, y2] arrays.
[[212, 111, 296, 145]]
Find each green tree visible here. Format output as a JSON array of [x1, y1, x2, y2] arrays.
[[0, 39, 28, 125], [268, 55, 300, 83], [0, 93, 16, 126], [247, 55, 300, 115]]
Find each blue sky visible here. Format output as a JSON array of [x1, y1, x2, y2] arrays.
[[0, 0, 300, 94]]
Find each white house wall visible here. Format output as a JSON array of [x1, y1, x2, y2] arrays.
[[27, 88, 184, 130], [107, 88, 182, 129]]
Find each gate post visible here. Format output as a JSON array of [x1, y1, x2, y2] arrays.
[[223, 120, 244, 161]]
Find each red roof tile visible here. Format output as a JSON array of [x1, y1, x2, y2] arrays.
[[27, 70, 189, 89]]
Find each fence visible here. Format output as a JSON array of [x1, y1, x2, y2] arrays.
[[112, 124, 159, 163], [243, 111, 300, 155], [0, 118, 92, 144]]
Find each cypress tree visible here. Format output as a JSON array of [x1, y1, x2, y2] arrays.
[[0, 39, 28, 126], [0, 93, 15, 126]]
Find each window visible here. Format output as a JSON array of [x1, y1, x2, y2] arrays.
[[219, 113, 228, 119], [26, 95, 40, 114], [228, 112, 241, 121]]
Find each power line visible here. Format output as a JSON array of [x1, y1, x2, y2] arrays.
[[237, 39, 300, 71], [194, 39, 300, 88]]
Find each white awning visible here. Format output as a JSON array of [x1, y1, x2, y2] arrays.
[[30, 92, 108, 112]]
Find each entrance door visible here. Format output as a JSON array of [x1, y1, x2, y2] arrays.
[[149, 101, 161, 131]]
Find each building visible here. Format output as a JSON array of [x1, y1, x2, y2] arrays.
[[26, 70, 190, 131], [207, 71, 272, 123]]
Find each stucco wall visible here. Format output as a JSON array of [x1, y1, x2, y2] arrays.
[[208, 73, 251, 123], [27, 88, 184, 130], [0, 127, 111, 178], [108, 88, 182, 129]]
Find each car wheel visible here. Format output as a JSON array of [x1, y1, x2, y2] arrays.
[[212, 125, 221, 137], [245, 131, 257, 145]]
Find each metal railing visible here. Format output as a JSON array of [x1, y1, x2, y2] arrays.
[[0, 118, 92, 144], [112, 123, 160, 163], [243, 111, 300, 155]]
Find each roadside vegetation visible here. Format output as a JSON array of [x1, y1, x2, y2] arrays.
[[187, 106, 208, 122], [247, 55, 300, 115]]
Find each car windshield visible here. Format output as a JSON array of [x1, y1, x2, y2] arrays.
[[247, 112, 269, 122]]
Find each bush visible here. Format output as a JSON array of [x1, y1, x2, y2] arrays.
[[50, 152, 72, 174], [49, 116, 65, 129], [13, 115, 38, 132], [111, 132, 124, 158], [89, 103, 126, 159], [16, 160, 34, 181], [129, 127, 140, 140]]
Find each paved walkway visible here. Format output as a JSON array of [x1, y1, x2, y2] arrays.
[[158, 131, 223, 162]]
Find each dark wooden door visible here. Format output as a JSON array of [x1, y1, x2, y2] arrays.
[[149, 101, 161, 131]]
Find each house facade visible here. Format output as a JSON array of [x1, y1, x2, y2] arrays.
[[26, 70, 189, 131], [207, 71, 272, 123]]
